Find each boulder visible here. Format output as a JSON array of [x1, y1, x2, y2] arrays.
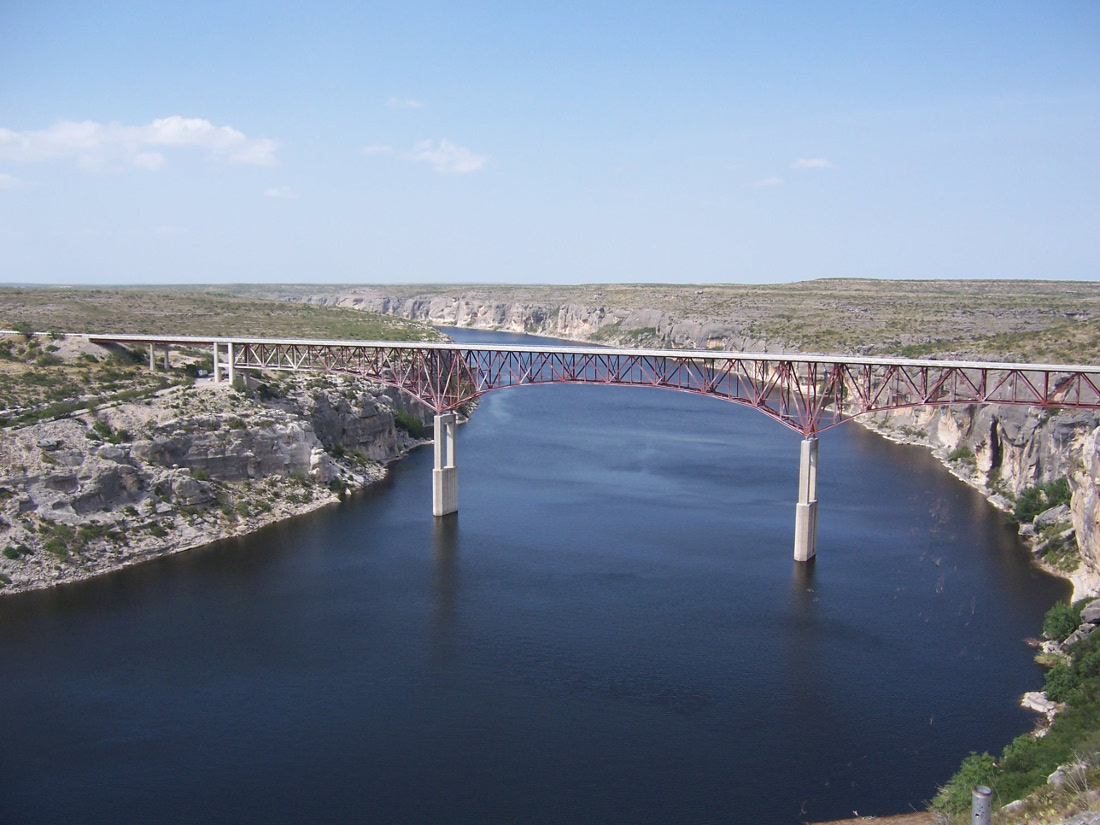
[[1065, 624, 1096, 646], [1080, 599, 1100, 625], [1022, 691, 1059, 716], [1036, 504, 1073, 529]]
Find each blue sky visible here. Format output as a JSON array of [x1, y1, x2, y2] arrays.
[[1, 1, 1097, 285]]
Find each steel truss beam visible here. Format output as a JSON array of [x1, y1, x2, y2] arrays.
[[84, 334, 1100, 437]]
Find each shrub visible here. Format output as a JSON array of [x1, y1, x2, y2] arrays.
[[931, 751, 998, 817], [190, 467, 211, 481], [394, 410, 426, 439], [1045, 664, 1080, 702], [43, 537, 69, 559], [947, 445, 976, 465], [1015, 478, 1073, 523], [2, 546, 19, 560], [1045, 600, 1087, 641]]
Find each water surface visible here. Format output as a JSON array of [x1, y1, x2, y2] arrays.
[[0, 328, 1066, 824]]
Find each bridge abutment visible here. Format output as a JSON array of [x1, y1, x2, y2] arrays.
[[793, 436, 818, 562], [433, 413, 458, 516]]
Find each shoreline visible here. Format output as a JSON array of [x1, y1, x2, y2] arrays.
[[855, 414, 1097, 600], [0, 448, 418, 598]]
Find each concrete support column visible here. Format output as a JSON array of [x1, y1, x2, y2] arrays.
[[163, 346, 170, 370], [793, 436, 818, 562], [212, 343, 221, 383], [148, 343, 155, 372], [432, 413, 458, 516], [227, 342, 236, 386]]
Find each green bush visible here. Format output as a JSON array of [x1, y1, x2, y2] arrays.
[[394, 410, 426, 439], [1014, 478, 1073, 523], [931, 751, 998, 817], [1045, 663, 1080, 702], [947, 445, 976, 465], [2, 545, 19, 560], [43, 537, 68, 559], [1045, 600, 1086, 641]]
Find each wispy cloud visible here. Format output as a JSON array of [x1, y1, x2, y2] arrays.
[[386, 97, 424, 109], [264, 185, 299, 199], [754, 176, 784, 187], [405, 139, 487, 174], [0, 172, 19, 189], [362, 139, 488, 174], [0, 117, 278, 170], [790, 158, 834, 169]]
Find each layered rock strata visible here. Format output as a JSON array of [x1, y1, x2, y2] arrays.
[[0, 373, 432, 595]]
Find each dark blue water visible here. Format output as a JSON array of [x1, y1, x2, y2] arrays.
[[0, 329, 1066, 824]]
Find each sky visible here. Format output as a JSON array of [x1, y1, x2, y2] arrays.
[[0, 1, 1097, 285]]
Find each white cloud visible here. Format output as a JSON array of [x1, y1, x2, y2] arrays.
[[755, 176, 784, 187], [132, 152, 165, 171], [264, 186, 299, 199], [361, 144, 394, 155], [0, 172, 19, 189], [404, 139, 487, 174], [790, 158, 834, 169], [386, 97, 424, 109], [0, 117, 278, 170]]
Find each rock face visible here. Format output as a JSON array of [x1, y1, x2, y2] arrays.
[[316, 293, 793, 353], [0, 373, 433, 595], [865, 405, 1100, 596]]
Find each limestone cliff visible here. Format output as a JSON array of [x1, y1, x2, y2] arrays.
[[0, 373, 432, 595], [863, 405, 1100, 597], [311, 292, 791, 352]]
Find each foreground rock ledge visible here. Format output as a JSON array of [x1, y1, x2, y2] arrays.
[[0, 373, 433, 596]]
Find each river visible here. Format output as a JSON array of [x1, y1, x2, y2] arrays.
[[0, 328, 1068, 824]]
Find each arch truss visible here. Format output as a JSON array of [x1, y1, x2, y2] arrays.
[[88, 334, 1100, 438]]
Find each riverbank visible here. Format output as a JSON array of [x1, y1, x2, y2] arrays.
[[0, 351, 433, 597]]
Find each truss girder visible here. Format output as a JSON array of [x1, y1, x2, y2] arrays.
[[83, 335, 1100, 437]]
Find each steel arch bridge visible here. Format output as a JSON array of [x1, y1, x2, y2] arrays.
[[86, 333, 1100, 562], [88, 333, 1100, 438]]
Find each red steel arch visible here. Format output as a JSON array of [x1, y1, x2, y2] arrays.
[[86, 335, 1100, 438]]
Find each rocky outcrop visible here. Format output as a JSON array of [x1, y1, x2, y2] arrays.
[[0, 373, 432, 596], [864, 405, 1100, 597], [313, 293, 792, 353]]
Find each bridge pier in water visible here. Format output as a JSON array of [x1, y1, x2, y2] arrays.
[[793, 436, 818, 562], [433, 413, 458, 516]]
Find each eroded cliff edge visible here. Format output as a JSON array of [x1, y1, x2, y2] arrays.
[[0, 370, 433, 596]]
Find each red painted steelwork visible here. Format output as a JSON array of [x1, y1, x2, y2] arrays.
[[83, 334, 1100, 437], [230, 341, 1100, 437]]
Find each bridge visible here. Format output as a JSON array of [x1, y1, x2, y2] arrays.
[[86, 333, 1100, 563]]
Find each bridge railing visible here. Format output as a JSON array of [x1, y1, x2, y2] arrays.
[[81, 333, 1100, 437]]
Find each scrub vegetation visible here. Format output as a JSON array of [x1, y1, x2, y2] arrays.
[[255, 278, 1100, 364], [932, 599, 1100, 824], [0, 286, 440, 342]]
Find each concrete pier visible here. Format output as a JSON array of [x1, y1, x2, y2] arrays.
[[793, 436, 818, 562], [227, 342, 236, 386], [212, 343, 221, 383], [432, 413, 458, 516]]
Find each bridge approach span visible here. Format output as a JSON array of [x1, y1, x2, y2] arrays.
[[84, 333, 1100, 562]]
